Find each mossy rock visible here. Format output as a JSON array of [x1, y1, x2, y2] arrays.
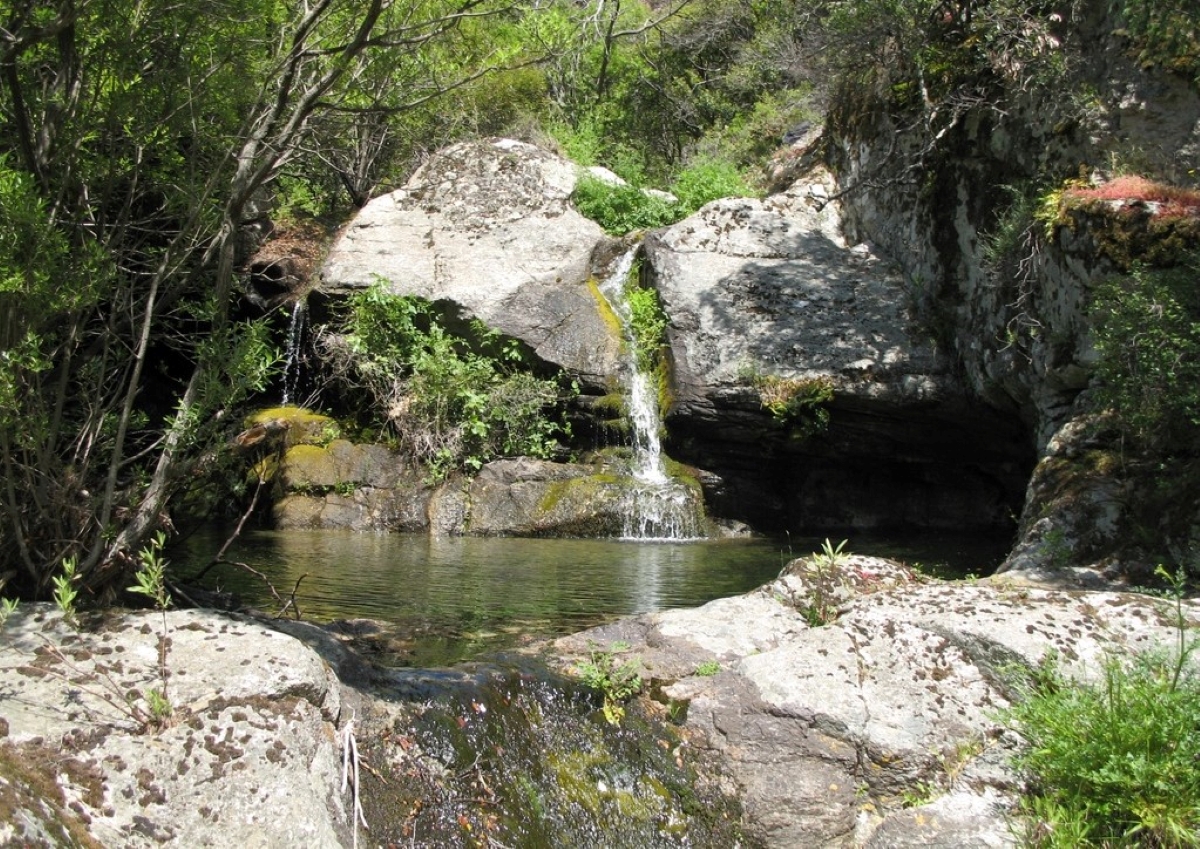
[[533, 475, 630, 532], [244, 406, 342, 447], [1060, 200, 1200, 271], [588, 277, 629, 344], [463, 462, 631, 536], [279, 440, 405, 491]]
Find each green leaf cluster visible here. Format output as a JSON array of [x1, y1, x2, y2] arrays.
[[543, 0, 813, 186], [128, 531, 171, 611], [1003, 605, 1200, 847], [333, 282, 571, 478], [747, 373, 836, 438], [670, 158, 756, 216], [570, 177, 680, 235], [577, 642, 643, 725], [816, 0, 1074, 121], [52, 557, 79, 625], [1113, 0, 1200, 88], [625, 285, 669, 375], [571, 157, 756, 236], [1090, 257, 1200, 447]]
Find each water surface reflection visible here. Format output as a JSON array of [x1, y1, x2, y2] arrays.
[[177, 528, 1007, 665]]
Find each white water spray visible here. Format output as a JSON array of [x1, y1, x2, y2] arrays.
[[596, 248, 704, 540], [281, 298, 308, 406]]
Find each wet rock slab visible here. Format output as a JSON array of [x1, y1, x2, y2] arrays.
[[0, 606, 350, 848], [554, 556, 1200, 847]]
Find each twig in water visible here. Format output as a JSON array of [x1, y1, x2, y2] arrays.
[[190, 476, 267, 583], [275, 575, 306, 620], [341, 711, 368, 849]]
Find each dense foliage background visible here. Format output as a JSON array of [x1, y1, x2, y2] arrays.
[[0, 0, 820, 597], [1, 0, 1196, 598]]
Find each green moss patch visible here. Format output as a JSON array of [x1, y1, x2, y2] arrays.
[[245, 406, 342, 446]]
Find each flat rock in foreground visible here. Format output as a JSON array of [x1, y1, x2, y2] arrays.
[[0, 606, 351, 848], [554, 556, 1199, 847]]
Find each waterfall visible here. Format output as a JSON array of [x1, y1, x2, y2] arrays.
[[596, 248, 704, 540], [281, 298, 308, 406]]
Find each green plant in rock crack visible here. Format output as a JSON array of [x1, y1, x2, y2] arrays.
[[744, 370, 835, 439], [126, 531, 174, 729], [1000, 565, 1200, 848], [0, 575, 17, 628], [576, 641, 644, 725], [52, 556, 80, 626], [900, 780, 941, 809], [798, 539, 851, 626], [623, 269, 674, 415], [813, 537, 851, 570]]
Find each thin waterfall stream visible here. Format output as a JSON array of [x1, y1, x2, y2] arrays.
[[596, 248, 704, 540], [281, 297, 308, 406]]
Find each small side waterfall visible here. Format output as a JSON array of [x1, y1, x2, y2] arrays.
[[596, 248, 704, 540], [281, 298, 308, 406]]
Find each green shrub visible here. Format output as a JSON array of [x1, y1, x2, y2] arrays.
[[1090, 257, 1200, 446], [1003, 567, 1200, 847], [576, 642, 643, 725], [570, 176, 679, 235], [625, 283, 668, 374], [1113, 0, 1200, 87], [326, 282, 571, 478], [1004, 650, 1200, 847], [693, 89, 819, 172], [748, 373, 836, 438], [547, 116, 604, 167], [455, 65, 552, 138], [670, 158, 756, 216]]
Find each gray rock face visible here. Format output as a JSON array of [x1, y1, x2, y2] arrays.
[[647, 172, 942, 397], [645, 169, 1033, 532], [447, 457, 625, 536], [320, 138, 621, 388], [825, 11, 1200, 576], [272, 440, 432, 532], [554, 557, 1200, 848], [0, 606, 351, 848]]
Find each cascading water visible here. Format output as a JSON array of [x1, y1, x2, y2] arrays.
[[596, 248, 704, 540], [281, 297, 308, 406]]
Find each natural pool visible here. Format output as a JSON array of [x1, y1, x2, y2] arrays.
[[175, 527, 1010, 666]]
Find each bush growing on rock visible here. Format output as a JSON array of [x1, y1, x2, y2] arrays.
[[571, 176, 680, 234], [1090, 256, 1200, 448], [1003, 569, 1200, 847], [320, 282, 572, 478]]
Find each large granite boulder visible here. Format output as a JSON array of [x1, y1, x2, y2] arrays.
[[644, 168, 1034, 533], [427, 457, 705, 538], [237, 408, 432, 532], [272, 440, 432, 532], [312, 138, 1034, 541], [553, 557, 1200, 847], [647, 169, 942, 397], [319, 138, 621, 389], [0, 606, 353, 847], [429, 458, 630, 537]]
